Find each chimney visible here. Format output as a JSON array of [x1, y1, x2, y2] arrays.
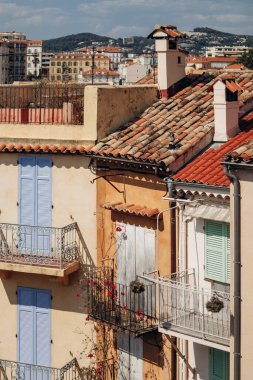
[[213, 80, 240, 142], [148, 24, 186, 98]]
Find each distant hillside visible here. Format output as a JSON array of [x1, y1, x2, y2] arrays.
[[43, 32, 116, 52], [43, 27, 253, 56]]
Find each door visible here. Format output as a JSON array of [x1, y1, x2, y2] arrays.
[[18, 287, 51, 377], [116, 223, 155, 380], [19, 156, 52, 256]]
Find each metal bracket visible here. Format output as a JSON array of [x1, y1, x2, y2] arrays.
[[90, 174, 125, 194]]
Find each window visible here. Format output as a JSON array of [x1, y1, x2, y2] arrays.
[[85, 61, 89, 66], [57, 75, 61, 81], [68, 61, 72, 66], [209, 348, 229, 380], [57, 68, 61, 73], [51, 62, 55, 66], [73, 61, 78, 66], [57, 62, 61, 66], [205, 220, 230, 284]]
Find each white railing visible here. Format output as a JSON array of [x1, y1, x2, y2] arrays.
[[159, 280, 230, 345]]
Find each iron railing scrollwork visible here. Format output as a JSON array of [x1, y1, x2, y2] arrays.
[[0, 222, 81, 269]]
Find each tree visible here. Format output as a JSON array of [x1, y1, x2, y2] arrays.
[[237, 50, 253, 70]]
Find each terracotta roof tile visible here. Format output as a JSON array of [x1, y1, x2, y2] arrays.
[[173, 111, 253, 187], [89, 71, 253, 171], [0, 144, 90, 155], [102, 202, 162, 219]]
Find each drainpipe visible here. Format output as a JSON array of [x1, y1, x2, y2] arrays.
[[165, 178, 177, 380], [223, 164, 241, 380]]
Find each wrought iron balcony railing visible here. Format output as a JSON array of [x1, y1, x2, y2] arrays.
[[83, 358, 116, 380], [0, 358, 83, 380], [0, 222, 81, 269], [0, 358, 116, 380], [89, 268, 157, 335], [158, 274, 230, 346]]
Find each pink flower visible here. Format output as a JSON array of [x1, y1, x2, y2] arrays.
[[75, 293, 81, 298], [110, 284, 117, 290], [116, 227, 122, 232], [122, 305, 127, 309], [137, 309, 143, 315], [108, 291, 113, 296], [88, 353, 94, 358], [113, 296, 118, 301], [120, 292, 125, 296]]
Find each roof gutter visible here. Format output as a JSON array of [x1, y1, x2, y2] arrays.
[[223, 163, 241, 380]]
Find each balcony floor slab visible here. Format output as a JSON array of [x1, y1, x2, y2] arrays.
[[0, 260, 80, 277]]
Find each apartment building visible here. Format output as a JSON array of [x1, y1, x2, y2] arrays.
[[205, 46, 251, 58], [0, 32, 26, 41], [49, 53, 110, 82], [8, 40, 27, 82], [26, 40, 43, 78], [118, 62, 147, 84], [78, 68, 120, 84], [41, 52, 55, 78], [0, 82, 103, 378], [83, 24, 253, 380], [0, 40, 9, 84]]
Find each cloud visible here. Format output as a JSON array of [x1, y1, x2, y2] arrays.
[[0, 0, 252, 39]]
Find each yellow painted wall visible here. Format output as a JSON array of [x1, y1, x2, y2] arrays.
[[0, 153, 97, 368]]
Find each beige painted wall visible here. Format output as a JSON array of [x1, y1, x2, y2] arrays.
[[84, 85, 158, 141], [230, 169, 253, 380], [0, 153, 97, 368]]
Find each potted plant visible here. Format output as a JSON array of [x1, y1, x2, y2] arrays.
[[130, 279, 145, 294], [206, 295, 224, 313]]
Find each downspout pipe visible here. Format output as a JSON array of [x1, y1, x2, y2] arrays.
[[164, 178, 177, 380], [223, 164, 241, 380]]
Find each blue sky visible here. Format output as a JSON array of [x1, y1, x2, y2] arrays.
[[0, 0, 252, 39]]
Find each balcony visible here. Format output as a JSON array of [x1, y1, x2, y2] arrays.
[[89, 268, 157, 335], [0, 222, 82, 280], [0, 357, 116, 380], [0, 358, 82, 380], [0, 84, 84, 125], [158, 271, 230, 347]]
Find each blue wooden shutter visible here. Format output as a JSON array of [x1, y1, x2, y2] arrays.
[[18, 288, 34, 364], [35, 157, 52, 255], [35, 157, 52, 227], [35, 290, 51, 367], [19, 157, 36, 226], [209, 348, 229, 380]]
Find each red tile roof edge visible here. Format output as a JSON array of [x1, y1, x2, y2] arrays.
[[0, 143, 93, 154], [102, 202, 162, 219]]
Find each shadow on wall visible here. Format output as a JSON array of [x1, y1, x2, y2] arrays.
[[1, 267, 90, 314]]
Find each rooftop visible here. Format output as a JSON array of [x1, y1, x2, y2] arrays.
[[88, 71, 253, 172], [172, 112, 253, 187]]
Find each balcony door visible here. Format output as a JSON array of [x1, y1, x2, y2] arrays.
[[116, 223, 155, 380], [17, 287, 51, 377], [209, 348, 229, 380], [19, 156, 52, 256]]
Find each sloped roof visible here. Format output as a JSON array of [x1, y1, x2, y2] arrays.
[[147, 25, 186, 39], [172, 112, 253, 187], [88, 71, 253, 171]]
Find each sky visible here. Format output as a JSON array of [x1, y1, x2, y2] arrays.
[[0, 0, 252, 40]]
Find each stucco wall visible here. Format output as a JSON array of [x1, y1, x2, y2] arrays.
[[84, 85, 158, 141], [0, 153, 97, 368], [96, 169, 172, 379], [230, 170, 253, 380]]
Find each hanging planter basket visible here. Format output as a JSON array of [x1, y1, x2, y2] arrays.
[[206, 295, 224, 313], [130, 280, 145, 294]]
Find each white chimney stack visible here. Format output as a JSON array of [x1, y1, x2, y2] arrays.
[[213, 80, 240, 142], [148, 24, 186, 98]]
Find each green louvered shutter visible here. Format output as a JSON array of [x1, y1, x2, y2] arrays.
[[205, 220, 225, 282], [225, 224, 231, 283], [205, 220, 230, 284], [209, 348, 229, 380]]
